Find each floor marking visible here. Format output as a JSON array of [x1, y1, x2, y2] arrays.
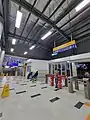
[[0, 113, 2, 117], [49, 97, 60, 103], [9, 88, 15, 90], [74, 101, 84, 109], [54, 88, 59, 91], [41, 86, 47, 89], [86, 114, 90, 120], [16, 91, 26, 94], [40, 83, 45, 85], [30, 85, 36, 87], [20, 84, 27, 86], [31, 93, 41, 98], [85, 102, 90, 107]]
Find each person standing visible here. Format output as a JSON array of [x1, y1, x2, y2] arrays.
[[54, 70, 59, 88]]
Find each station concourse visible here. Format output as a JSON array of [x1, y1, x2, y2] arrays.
[[0, 0, 90, 120]]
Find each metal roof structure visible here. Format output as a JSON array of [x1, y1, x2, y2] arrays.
[[0, 0, 90, 60]]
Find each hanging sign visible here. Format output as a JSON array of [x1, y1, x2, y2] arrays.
[[53, 40, 77, 55]]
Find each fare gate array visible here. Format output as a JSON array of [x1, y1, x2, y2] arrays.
[[68, 77, 90, 100], [46, 74, 90, 100]]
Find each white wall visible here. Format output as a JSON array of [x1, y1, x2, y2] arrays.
[[26, 59, 49, 73], [26, 59, 49, 81]]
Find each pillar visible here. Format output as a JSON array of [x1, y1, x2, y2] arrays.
[[51, 64, 53, 74], [0, 7, 4, 117], [72, 62, 77, 77], [61, 63, 62, 75]]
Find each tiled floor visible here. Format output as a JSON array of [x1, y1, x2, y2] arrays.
[[0, 77, 90, 120]]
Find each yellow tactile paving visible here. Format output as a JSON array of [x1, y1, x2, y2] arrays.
[[85, 103, 90, 107], [86, 115, 90, 120]]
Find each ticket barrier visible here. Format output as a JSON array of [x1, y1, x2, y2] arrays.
[[74, 77, 79, 90], [57, 75, 68, 89], [83, 78, 90, 100], [68, 77, 74, 93]]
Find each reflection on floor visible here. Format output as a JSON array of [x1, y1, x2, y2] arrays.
[[0, 77, 90, 120]]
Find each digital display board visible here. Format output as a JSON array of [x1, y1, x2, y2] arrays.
[[52, 40, 77, 56]]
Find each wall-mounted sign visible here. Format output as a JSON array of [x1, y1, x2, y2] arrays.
[[3, 55, 26, 67], [52, 40, 77, 55]]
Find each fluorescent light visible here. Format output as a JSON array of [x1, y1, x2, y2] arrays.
[[24, 51, 27, 55], [12, 38, 16, 45], [15, 10, 22, 28], [75, 0, 90, 12], [29, 45, 36, 50], [41, 31, 52, 40], [11, 48, 14, 52]]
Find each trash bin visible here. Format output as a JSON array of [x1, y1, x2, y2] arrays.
[[68, 77, 74, 93], [83, 78, 90, 99]]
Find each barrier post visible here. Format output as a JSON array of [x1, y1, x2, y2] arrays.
[[50, 74, 54, 86], [58, 75, 62, 89]]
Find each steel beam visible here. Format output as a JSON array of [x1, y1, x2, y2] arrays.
[[24, 0, 53, 43], [54, 0, 83, 24], [47, 5, 90, 44], [25, 18, 39, 40], [75, 33, 90, 40], [3, 0, 9, 49], [33, 0, 66, 40], [11, 0, 70, 40], [8, 32, 51, 52], [19, 0, 38, 41], [48, 16, 90, 45], [60, 4, 90, 29], [8, 32, 31, 42]]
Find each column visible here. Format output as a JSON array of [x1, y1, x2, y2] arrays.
[[61, 63, 62, 75], [72, 62, 77, 77], [50, 64, 53, 74], [0, 7, 4, 118], [65, 62, 67, 76], [69, 62, 71, 77]]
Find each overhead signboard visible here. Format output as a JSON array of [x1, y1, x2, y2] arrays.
[[52, 40, 77, 56]]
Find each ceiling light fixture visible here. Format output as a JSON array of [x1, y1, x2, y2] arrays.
[[15, 10, 22, 28], [24, 51, 27, 55], [41, 31, 52, 40], [75, 0, 90, 12], [12, 38, 16, 45], [11, 48, 14, 52], [29, 45, 36, 50]]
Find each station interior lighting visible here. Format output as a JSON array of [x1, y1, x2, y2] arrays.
[[15, 10, 22, 28], [24, 51, 28, 55], [29, 45, 36, 50], [12, 38, 16, 45], [41, 31, 52, 40], [11, 48, 14, 52], [75, 0, 90, 12]]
